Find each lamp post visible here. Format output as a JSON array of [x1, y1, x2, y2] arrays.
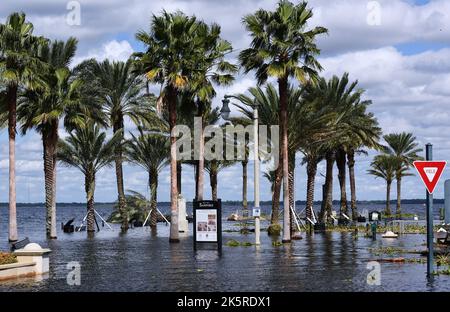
[[221, 96, 260, 245]]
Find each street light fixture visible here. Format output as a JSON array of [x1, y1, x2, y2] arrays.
[[220, 96, 231, 120], [221, 95, 261, 246]]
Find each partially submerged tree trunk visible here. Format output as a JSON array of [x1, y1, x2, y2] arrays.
[[336, 148, 348, 216], [323, 151, 335, 223], [268, 150, 282, 236], [288, 153, 295, 234], [168, 86, 179, 243], [149, 168, 158, 232], [85, 174, 96, 234], [43, 123, 58, 239], [113, 116, 128, 232], [396, 176, 402, 218], [279, 76, 290, 243], [306, 156, 318, 222], [8, 85, 18, 242], [347, 149, 357, 220]]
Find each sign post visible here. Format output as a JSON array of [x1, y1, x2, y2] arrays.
[[413, 144, 447, 279], [193, 200, 222, 252]]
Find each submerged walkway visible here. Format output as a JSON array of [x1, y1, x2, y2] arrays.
[[0, 223, 449, 292]]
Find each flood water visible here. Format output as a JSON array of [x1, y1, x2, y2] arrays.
[[0, 203, 449, 292]]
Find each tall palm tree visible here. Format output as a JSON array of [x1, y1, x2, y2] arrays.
[[190, 22, 237, 201], [0, 12, 47, 241], [134, 11, 210, 243], [126, 130, 169, 232], [234, 83, 333, 233], [18, 38, 82, 239], [306, 73, 380, 221], [383, 132, 423, 217], [57, 123, 121, 234], [346, 109, 381, 219], [240, 0, 327, 242], [78, 58, 147, 232], [367, 155, 404, 216]]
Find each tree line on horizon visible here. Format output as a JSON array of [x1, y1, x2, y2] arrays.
[[0, 1, 423, 243]]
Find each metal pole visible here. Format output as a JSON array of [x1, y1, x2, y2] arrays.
[[254, 105, 260, 246], [426, 143, 434, 279]]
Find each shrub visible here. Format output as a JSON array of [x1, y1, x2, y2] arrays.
[[0, 252, 18, 265]]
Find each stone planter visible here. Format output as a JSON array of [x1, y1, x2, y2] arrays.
[[0, 243, 51, 281]]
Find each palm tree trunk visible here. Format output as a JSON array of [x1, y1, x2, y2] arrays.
[[306, 157, 318, 221], [196, 105, 205, 201], [85, 174, 96, 233], [113, 118, 128, 232], [149, 169, 158, 231], [385, 180, 392, 216], [396, 176, 401, 218], [168, 86, 179, 243], [177, 161, 182, 195], [271, 163, 282, 225], [279, 76, 290, 243], [347, 149, 357, 220], [324, 151, 335, 223], [320, 151, 335, 223], [194, 162, 199, 199], [210, 167, 218, 201], [7, 85, 18, 242], [288, 153, 295, 234], [336, 148, 348, 216], [43, 126, 58, 239], [242, 160, 248, 211]]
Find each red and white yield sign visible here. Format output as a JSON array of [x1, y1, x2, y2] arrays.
[[413, 161, 447, 194]]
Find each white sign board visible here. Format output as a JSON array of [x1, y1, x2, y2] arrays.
[[253, 208, 260, 217], [195, 209, 218, 242]]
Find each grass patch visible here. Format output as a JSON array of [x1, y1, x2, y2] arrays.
[[225, 240, 253, 247]]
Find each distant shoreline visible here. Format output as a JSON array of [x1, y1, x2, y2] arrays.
[[0, 199, 444, 206]]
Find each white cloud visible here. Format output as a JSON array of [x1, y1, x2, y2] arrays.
[[73, 40, 134, 65]]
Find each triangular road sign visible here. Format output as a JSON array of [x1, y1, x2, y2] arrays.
[[413, 161, 447, 194]]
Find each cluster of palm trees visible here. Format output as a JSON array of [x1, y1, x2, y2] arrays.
[[368, 133, 423, 217], [0, 1, 423, 243]]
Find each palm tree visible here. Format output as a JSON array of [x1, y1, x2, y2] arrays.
[[240, 0, 327, 242], [126, 130, 169, 232], [233, 83, 333, 234], [367, 155, 404, 216], [383, 132, 423, 217], [134, 11, 209, 243], [78, 58, 147, 232], [18, 37, 81, 239], [57, 123, 121, 234], [346, 109, 381, 219], [205, 159, 235, 201], [0, 12, 47, 241], [306, 73, 380, 221], [189, 22, 237, 201]]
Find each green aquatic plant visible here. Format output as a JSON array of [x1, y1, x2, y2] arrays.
[[225, 240, 253, 247], [436, 254, 450, 266]]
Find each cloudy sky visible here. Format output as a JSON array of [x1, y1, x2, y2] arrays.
[[1, 0, 449, 203]]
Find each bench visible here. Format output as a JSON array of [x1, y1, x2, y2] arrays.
[[10, 237, 30, 251]]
